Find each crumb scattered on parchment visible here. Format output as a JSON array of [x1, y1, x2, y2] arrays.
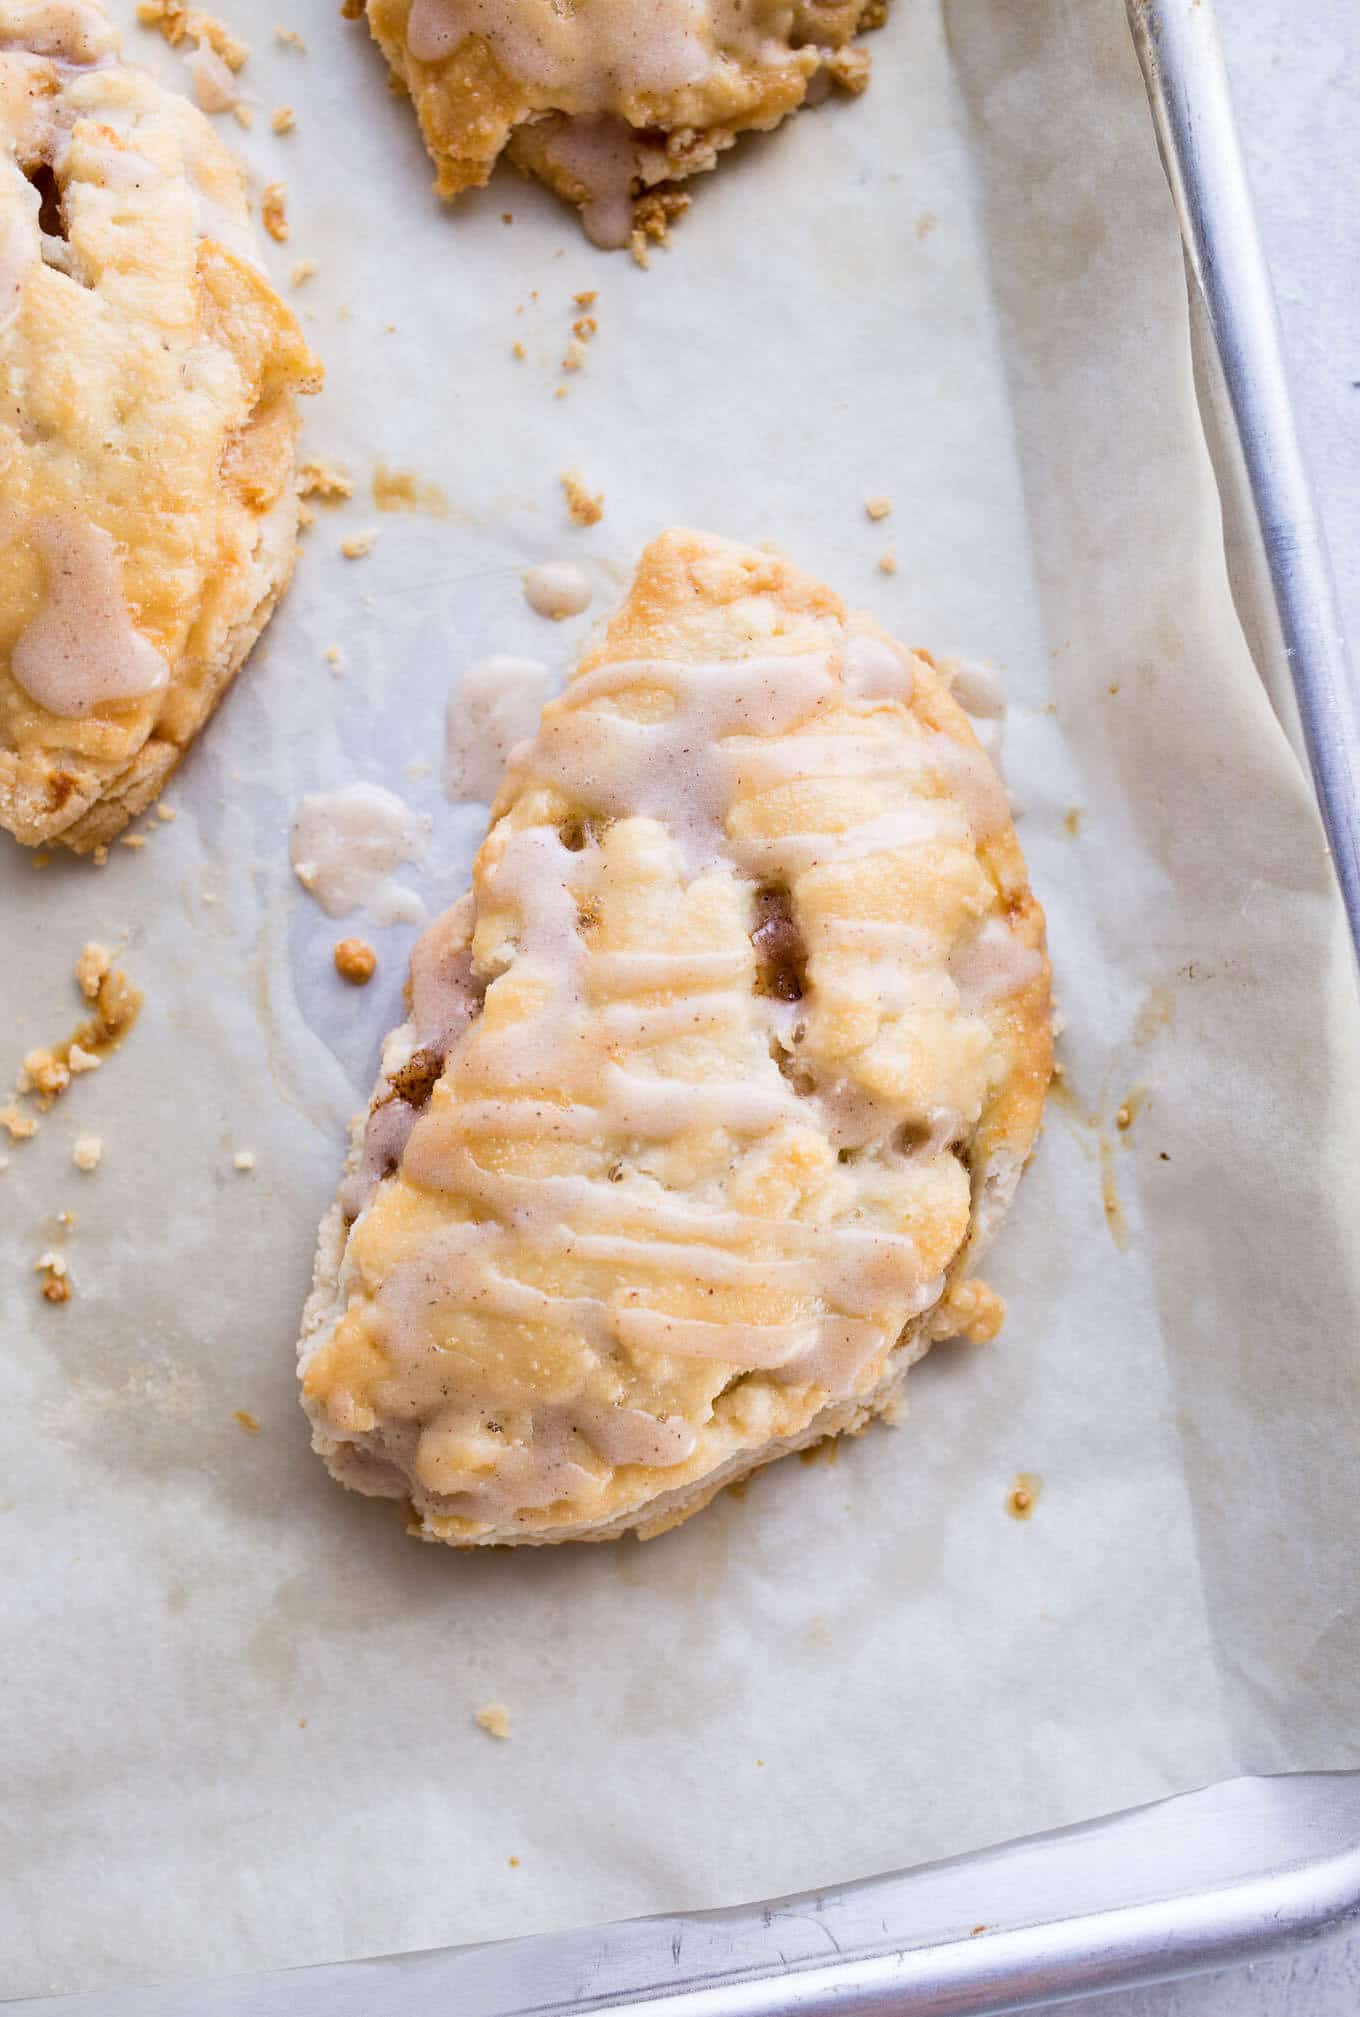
[[573, 289, 597, 309], [1116, 1088, 1147, 1133], [290, 257, 317, 287], [137, 0, 248, 68], [186, 36, 241, 112], [324, 645, 344, 673], [341, 530, 378, 559], [233, 1149, 256, 1172], [915, 211, 938, 241], [865, 494, 892, 521], [233, 1409, 262, 1434], [930, 1276, 1006, 1345], [156, 803, 177, 822], [1063, 807, 1082, 838], [508, 1855, 520, 1868], [561, 338, 586, 374], [553, 386, 567, 401], [629, 189, 688, 268], [13, 947, 141, 1120], [1, 1104, 38, 1141], [260, 181, 288, 242], [878, 548, 897, 576], [35, 1251, 70, 1303], [511, 340, 526, 361], [231, 101, 254, 128], [120, 832, 146, 850], [299, 460, 352, 501], [91, 844, 109, 865], [271, 103, 295, 133], [72, 1136, 103, 1173], [274, 23, 305, 46], [298, 502, 315, 530], [372, 464, 448, 516], [561, 467, 603, 527], [333, 937, 376, 985], [1006, 1473, 1043, 1521], [476, 1704, 511, 1740], [826, 44, 871, 92]]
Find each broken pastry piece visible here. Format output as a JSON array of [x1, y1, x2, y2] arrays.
[[364, 0, 889, 249], [299, 530, 1051, 1546], [0, 0, 322, 850]]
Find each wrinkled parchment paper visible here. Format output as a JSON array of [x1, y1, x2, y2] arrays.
[[3, 0, 1359, 1999]]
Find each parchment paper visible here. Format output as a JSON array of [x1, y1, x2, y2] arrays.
[[3, 0, 1358, 1999]]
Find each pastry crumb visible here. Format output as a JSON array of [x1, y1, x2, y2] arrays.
[[273, 23, 305, 46], [298, 502, 315, 529], [511, 340, 526, 360], [865, 494, 892, 521], [233, 1149, 256, 1171], [1063, 807, 1082, 838], [572, 289, 597, 308], [508, 1855, 520, 1868], [341, 531, 378, 559], [120, 832, 147, 850], [630, 189, 688, 267], [932, 1277, 1006, 1345], [0, 1105, 37, 1141], [826, 44, 871, 92], [260, 181, 288, 242], [76, 943, 110, 1000], [299, 460, 352, 501], [475, 1704, 511, 1740], [156, 803, 177, 821], [66, 1043, 101, 1075], [271, 103, 295, 133], [1006, 1473, 1043, 1521], [72, 1135, 104, 1172], [290, 257, 318, 287], [20, 1048, 69, 1098], [230, 100, 253, 128], [324, 645, 344, 671], [560, 338, 586, 374], [137, 0, 248, 69], [30, 852, 50, 869], [878, 548, 897, 576], [36, 1250, 71, 1302], [561, 467, 603, 527], [334, 937, 377, 985], [233, 1409, 263, 1433]]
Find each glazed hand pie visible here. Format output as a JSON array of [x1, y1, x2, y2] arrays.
[[0, 0, 321, 850], [299, 530, 1051, 1546], [364, 0, 889, 251]]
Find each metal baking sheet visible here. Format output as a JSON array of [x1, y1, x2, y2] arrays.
[[4, 0, 1359, 2009]]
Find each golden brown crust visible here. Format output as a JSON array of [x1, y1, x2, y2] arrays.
[[0, 15, 321, 850], [299, 530, 1052, 1547], [364, 0, 890, 244]]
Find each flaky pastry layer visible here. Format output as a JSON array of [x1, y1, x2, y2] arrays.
[[365, 0, 888, 249], [299, 529, 1051, 1546], [0, 0, 321, 849]]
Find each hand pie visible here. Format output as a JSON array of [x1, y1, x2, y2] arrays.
[[0, 0, 321, 851], [364, 0, 889, 250], [299, 529, 1051, 1546]]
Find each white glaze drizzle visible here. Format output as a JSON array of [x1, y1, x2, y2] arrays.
[[522, 562, 592, 621], [445, 656, 550, 804], [290, 783, 431, 924], [328, 632, 1029, 1524], [10, 517, 169, 717]]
